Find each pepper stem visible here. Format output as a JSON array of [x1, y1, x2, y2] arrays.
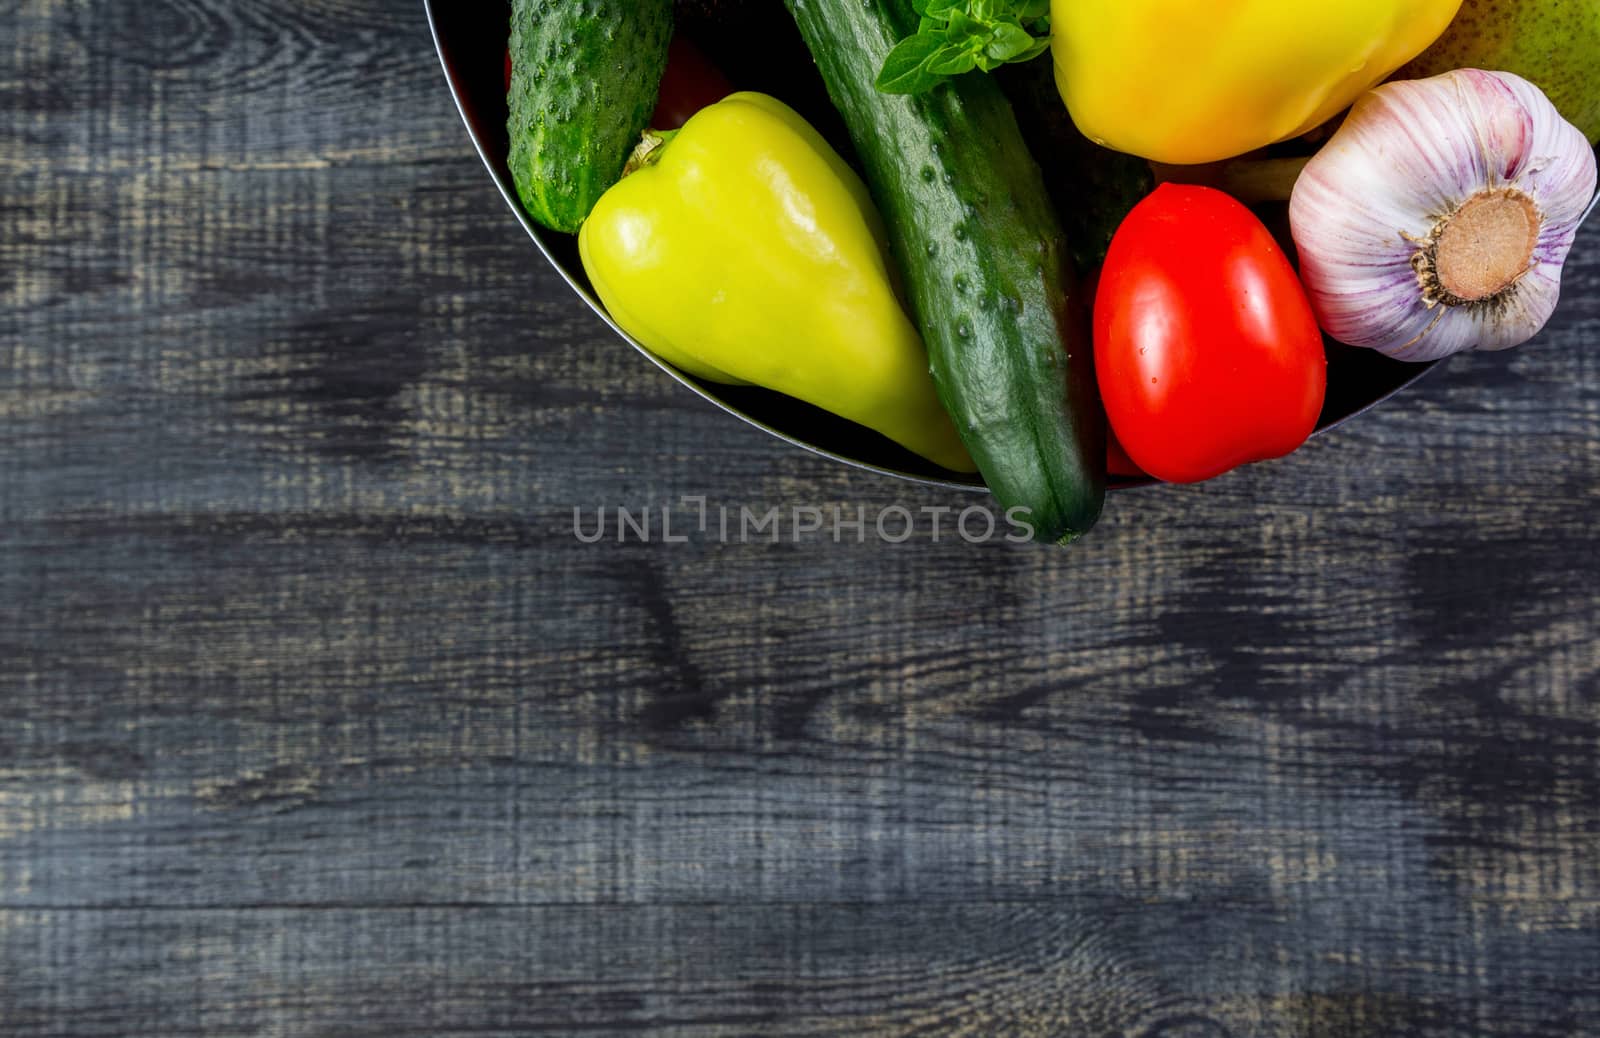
[[623, 129, 679, 178], [1150, 156, 1312, 203]]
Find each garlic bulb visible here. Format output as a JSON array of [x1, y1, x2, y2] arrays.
[[1290, 69, 1598, 362]]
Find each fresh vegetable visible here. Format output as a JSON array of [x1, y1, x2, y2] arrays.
[[785, 0, 1106, 542], [506, 0, 673, 234], [1400, 0, 1600, 144], [875, 0, 1052, 95], [1050, 0, 1463, 164], [1291, 70, 1598, 362], [578, 93, 973, 473], [1095, 185, 1327, 484], [1106, 427, 1147, 480], [652, 37, 735, 129]]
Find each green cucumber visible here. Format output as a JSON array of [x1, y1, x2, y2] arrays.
[[507, 0, 673, 234], [783, 0, 1105, 542]]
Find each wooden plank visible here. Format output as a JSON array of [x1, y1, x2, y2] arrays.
[[2, 0, 1599, 1034], [2, 904, 1598, 1037]]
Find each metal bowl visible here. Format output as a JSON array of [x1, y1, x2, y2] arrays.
[[426, 1, 1593, 491]]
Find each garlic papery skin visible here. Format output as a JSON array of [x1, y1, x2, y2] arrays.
[[1290, 69, 1598, 363]]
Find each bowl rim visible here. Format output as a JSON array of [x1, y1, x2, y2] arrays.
[[425, 0, 994, 493], [426, 0, 1599, 493]]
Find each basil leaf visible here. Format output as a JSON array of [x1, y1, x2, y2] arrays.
[[875, 0, 1054, 96], [925, 42, 980, 76], [875, 32, 950, 94], [944, 8, 976, 37], [985, 21, 1039, 61], [1013, 36, 1052, 62]]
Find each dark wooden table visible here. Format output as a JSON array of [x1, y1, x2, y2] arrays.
[[4, 1, 1599, 1035]]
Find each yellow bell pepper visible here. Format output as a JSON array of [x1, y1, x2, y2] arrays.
[[1051, 0, 1464, 165], [578, 92, 973, 473]]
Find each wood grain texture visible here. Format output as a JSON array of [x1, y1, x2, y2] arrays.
[[3, 0, 1599, 1035]]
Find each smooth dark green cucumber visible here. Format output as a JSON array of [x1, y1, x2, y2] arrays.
[[507, 0, 673, 234], [783, 0, 1105, 543]]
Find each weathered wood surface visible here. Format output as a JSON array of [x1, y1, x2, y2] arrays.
[[2, 0, 1599, 1035]]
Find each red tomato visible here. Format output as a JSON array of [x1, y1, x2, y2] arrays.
[[1106, 425, 1147, 480], [1094, 184, 1326, 484], [1082, 267, 1148, 482], [652, 37, 734, 129]]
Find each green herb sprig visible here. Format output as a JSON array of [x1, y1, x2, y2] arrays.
[[875, 0, 1052, 95]]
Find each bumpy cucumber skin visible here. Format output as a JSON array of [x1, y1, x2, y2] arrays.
[[783, 0, 1105, 543], [508, 0, 673, 234]]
